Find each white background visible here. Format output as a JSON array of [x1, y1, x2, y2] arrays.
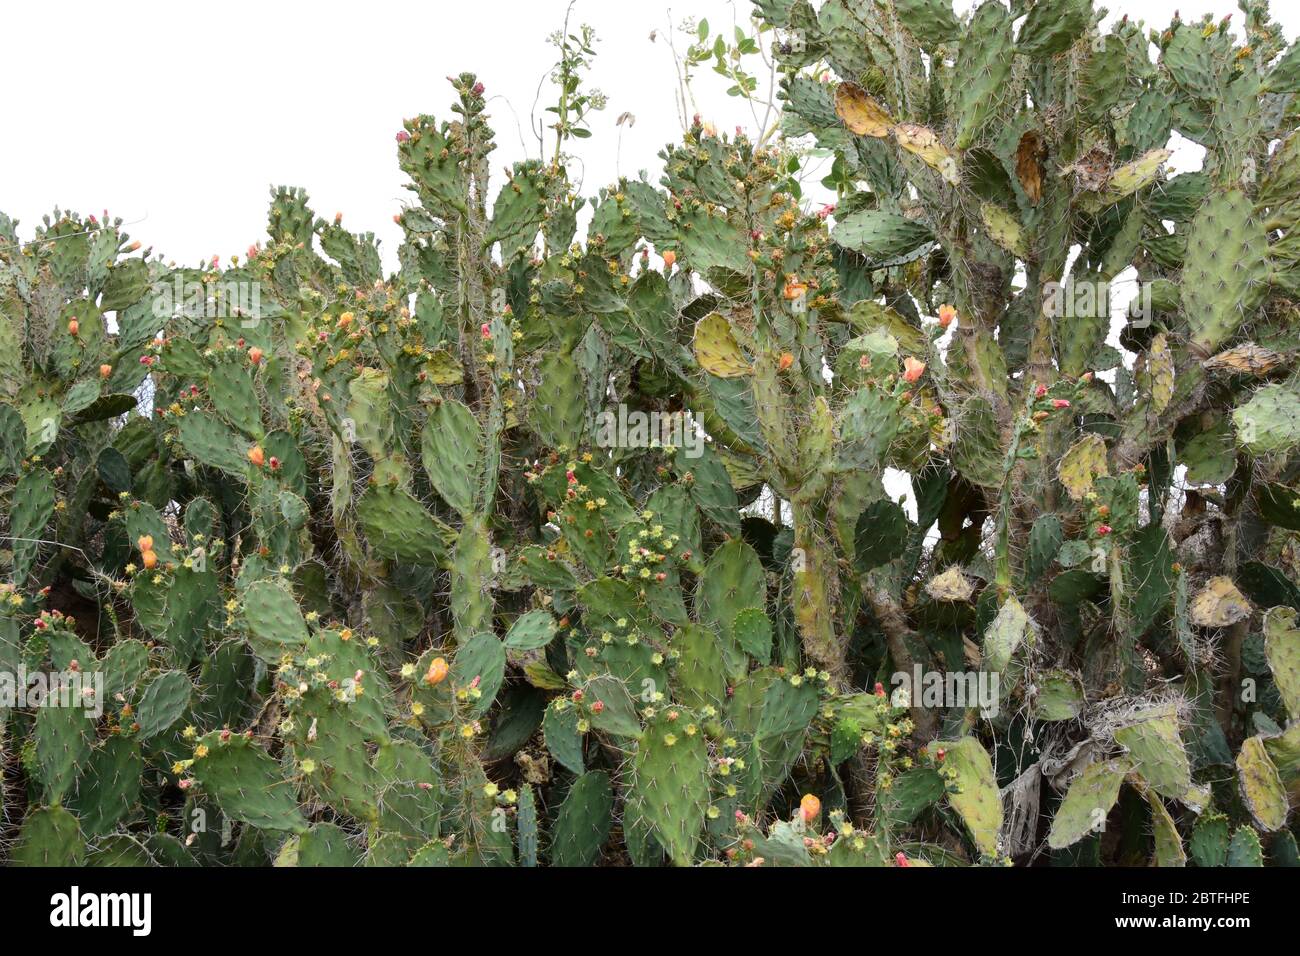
[[4, 0, 1294, 268]]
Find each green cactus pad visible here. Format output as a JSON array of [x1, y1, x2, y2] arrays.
[[135, 670, 192, 740], [1113, 706, 1190, 798], [696, 538, 766, 679], [12, 805, 85, 867], [504, 609, 558, 651], [356, 483, 451, 564], [982, 594, 1029, 675], [532, 351, 587, 450], [1264, 606, 1300, 719], [1183, 189, 1268, 356], [241, 579, 309, 663], [628, 706, 710, 867], [35, 695, 94, 804], [1016, 0, 1089, 56], [954, 3, 1014, 149], [70, 738, 143, 837], [1227, 826, 1264, 867], [1189, 811, 1231, 867], [831, 209, 933, 263], [1233, 384, 1300, 456], [543, 703, 585, 775], [176, 412, 252, 477], [421, 398, 483, 516], [189, 731, 307, 832], [1047, 758, 1130, 849], [1147, 792, 1186, 867], [893, 0, 959, 45], [932, 737, 1002, 858], [550, 770, 614, 867], [11, 466, 56, 585]]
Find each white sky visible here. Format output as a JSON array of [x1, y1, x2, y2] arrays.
[[5, 0, 1292, 269]]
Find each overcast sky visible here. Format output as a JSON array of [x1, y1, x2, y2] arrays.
[[5, 0, 1293, 269]]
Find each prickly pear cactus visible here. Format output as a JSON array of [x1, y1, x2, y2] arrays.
[[1, 2, 1299, 868]]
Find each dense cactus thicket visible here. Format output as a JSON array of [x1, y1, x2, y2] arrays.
[[2, 0, 1300, 867]]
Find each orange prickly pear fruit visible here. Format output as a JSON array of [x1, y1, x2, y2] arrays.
[[424, 657, 449, 686], [799, 793, 821, 823]]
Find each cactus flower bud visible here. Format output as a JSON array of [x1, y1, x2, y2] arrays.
[[248, 346, 264, 365], [895, 852, 910, 867], [1034, 383, 1048, 398], [938, 304, 957, 329], [778, 352, 794, 371], [137, 535, 154, 553], [396, 130, 410, 143], [902, 357, 926, 383], [248, 445, 265, 468], [141, 550, 158, 570], [67, 319, 79, 336], [100, 364, 113, 378], [1052, 399, 1071, 409], [661, 249, 676, 269]]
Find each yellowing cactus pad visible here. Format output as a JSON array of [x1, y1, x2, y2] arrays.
[[692, 312, 751, 378], [1189, 576, 1252, 628], [1057, 434, 1109, 501]]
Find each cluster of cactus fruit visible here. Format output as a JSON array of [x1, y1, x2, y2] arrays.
[[2, 0, 1300, 867]]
